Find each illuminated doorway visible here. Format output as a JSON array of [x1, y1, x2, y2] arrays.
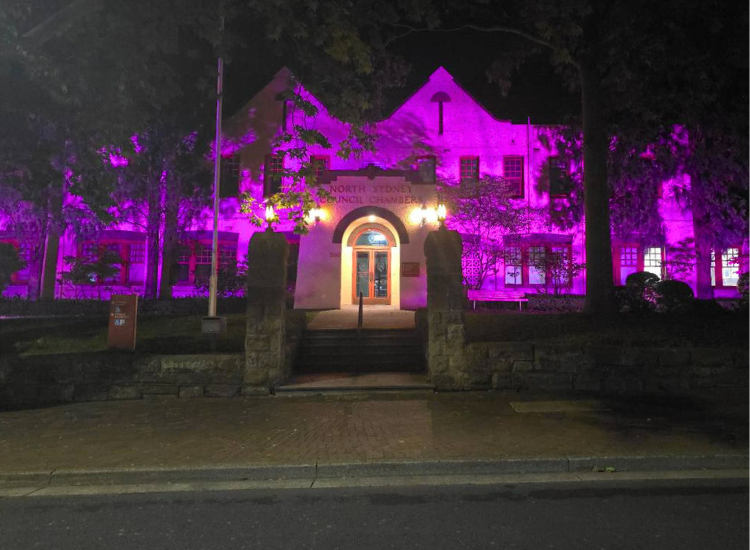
[[351, 227, 392, 305]]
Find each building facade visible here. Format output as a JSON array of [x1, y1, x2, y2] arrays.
[[1, 67, 745, 305]]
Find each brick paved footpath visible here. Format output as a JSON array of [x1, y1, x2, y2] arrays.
[[0, 391, 746, 476]]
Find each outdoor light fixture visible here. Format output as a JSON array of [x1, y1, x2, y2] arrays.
[[265, 204, 276, 229], [308, 208, 323, 224], [420, 204, 428, 227], [437, 203, 447, 225]]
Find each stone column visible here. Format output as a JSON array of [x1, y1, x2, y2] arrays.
[[424, 226, 467, 389], [244, 229, 289, 394]]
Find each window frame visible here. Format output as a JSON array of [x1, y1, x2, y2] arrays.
[[459, 156, 479, 183], [416, 155, 437, 183], [264, 154, 284, 196], [311, 155, 330, 181], [175, 240, 238, 286], [711, 247, 741, 288], [503, 243, 573, 288], [613, 244, 665, 285], [75, 239, 146, 286], [219, 153, 241, 198], [548, 156, 570, 197], [503, 155, 525, 199]]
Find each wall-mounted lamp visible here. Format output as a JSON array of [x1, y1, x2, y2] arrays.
[[420, 204, 428, 227], [265, 204, 276, 230], [308, 207, 324, 224], [437, 203, 447, 226]]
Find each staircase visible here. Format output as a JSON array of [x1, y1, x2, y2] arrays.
[[294, 329, 425, 374]]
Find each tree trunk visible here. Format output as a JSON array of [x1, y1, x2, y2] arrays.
[[689, 170, 714, 299], [580, 62, 616, 313], [40, 182, 63, 301], [143, 184, 161, 300], [159, 176, 179, 300]]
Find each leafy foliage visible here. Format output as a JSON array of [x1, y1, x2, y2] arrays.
[[195, 256, 248, 298], [0, 242, 25, 294], [440, 175, 542, 290]]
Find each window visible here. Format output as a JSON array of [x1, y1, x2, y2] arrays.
[[74, 236, 146, 285], [504, 243, 572, 287], [711, 248, 740, 287], [460, 156, 479, 182], [312, 155, 330, 181], [220, 154, 240, 198], [264, 154, 284, 196], [614, 245, 664, 285], [504, 247, 522, 286], [175, 240, 238, 285], [549, 157, 570, 197], [528, 246, 546, 285], [643, 247, 663, 278], [503, 156, 524, 198], [416, 156, 436, 183]]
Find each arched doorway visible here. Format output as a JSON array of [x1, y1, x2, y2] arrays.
[[350, 225, 394, 304]]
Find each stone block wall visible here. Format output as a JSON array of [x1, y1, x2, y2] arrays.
[[0, 353, 246, 411], [424, 228, 467, 388], [462, 341, 749, 396]]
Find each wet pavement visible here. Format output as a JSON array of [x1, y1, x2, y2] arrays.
[[0, 390, 745, 475]]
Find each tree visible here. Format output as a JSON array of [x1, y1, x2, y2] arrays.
[[440, 175, 539, 290], [0, 242, 25, 295], [386, 0, 746, 312]]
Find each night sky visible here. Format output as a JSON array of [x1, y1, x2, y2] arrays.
[[223, 28, 580, 126]]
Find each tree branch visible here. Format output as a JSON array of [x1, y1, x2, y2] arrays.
[[386, 23, 556, 52]]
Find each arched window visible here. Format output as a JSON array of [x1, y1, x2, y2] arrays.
[[354, 230, 389, 247]]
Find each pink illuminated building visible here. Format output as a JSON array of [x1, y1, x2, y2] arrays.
[[1, 67, 745, 305]]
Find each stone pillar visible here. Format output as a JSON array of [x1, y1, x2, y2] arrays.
[[424, 227, 467, 389], [244, 229, 289, 394]]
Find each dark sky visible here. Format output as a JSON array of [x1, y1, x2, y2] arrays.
[[223, 28, 580, 126]]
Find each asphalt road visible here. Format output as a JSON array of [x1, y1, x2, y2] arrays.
[[1, 479, 747, 550]]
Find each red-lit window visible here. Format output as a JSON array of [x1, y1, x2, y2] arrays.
[[460, 157, 479, 182], [503, 156, 524, 198], [175, 241, 237, 285], [711, 247, 741, 287], [75, 237, 146, 285], [264, 154, 284, 196], [312, 155, 330, 181], [416, 156, 436, 183]]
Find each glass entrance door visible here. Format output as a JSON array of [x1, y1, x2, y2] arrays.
[[353, 249, 390, 305]]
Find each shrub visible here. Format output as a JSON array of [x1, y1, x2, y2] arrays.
[[655, 279, 694, 313], [0, 243, 25, 295], [622, 271, 660, 312]]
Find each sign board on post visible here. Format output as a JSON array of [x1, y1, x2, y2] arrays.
[[108, 294, 138, 351]]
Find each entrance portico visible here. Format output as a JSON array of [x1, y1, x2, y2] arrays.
[[292, 172, 439, 310]]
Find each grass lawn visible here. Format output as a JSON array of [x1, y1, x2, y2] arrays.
[[465, 310, 749, 348]]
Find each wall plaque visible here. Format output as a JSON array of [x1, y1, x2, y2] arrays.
[[108, 294, 138, 351], [401, 262, 420, 277]]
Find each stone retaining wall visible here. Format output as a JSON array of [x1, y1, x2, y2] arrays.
[[462, 342, 749, 395], [0, 352, 247, 410]]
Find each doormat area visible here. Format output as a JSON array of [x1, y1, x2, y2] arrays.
[[510, 400, 609, 413]]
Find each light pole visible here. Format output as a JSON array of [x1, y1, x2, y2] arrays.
[[201, 14, 226, 339]]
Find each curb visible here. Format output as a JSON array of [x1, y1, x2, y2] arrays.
[[1, 454, 746, 489]]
